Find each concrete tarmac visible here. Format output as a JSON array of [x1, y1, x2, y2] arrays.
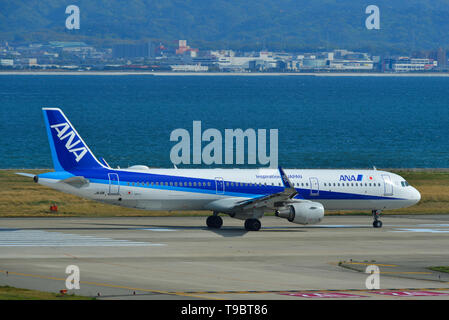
[[1, 214, 449, 300]]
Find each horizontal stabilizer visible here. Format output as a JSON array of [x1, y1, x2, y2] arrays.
[[15, 172, 35, 178], [59, 176, 90, 188]]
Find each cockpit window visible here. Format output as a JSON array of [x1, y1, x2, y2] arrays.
[[401, 181, 410, 187]]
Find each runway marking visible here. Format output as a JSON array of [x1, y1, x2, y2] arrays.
[[345, 262, 399, 267], [280, 292, 368, 298], [372, 291, 449, 297], [170, 287, 449, 296], [417, 224, 449, 227], [0, 229, 165, 247], [391, 223, 449, 234], [306, 225, 368, 228], [392, 228, 449, 233], [130, 228, 175, 232], [379, 272, 432, 275], [0, 269, 221, 300]]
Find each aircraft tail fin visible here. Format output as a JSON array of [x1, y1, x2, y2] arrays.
[[42, 108, 104, 171]]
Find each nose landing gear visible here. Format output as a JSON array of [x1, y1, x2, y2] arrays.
[[372, 210, 383, 228]]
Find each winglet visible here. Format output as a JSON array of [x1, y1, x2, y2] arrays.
[[279, 166, 293, 188]]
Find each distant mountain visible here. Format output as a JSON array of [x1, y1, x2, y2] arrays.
[[1, 0, 449, 53]]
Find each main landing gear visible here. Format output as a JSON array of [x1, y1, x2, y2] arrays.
[[244, 218, 261, 231], [372, 210, 383, 228], [206, 213, 262, 231], [206, 212, 223, 229]]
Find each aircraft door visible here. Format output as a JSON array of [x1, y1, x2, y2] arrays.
[[108, 173, 120, 195], [309, 177, 319, 196], [382, 174, 393, 196], [215, 177, 224, 194]]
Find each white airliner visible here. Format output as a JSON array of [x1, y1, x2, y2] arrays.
[[17, 108, 421, 231]]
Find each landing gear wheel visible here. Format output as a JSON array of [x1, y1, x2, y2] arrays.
[[373, 220, 383, 228], [372, 210, 383, 228], [244, 219, 261, 231], [206, 215, 223, 229]]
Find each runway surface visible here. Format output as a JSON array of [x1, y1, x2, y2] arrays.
[[1, 214, 449, 300]]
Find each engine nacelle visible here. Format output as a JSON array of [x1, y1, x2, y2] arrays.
[[275, 202, 324, 225]]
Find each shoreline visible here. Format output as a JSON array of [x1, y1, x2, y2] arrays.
[[2, 71, 449, 77]]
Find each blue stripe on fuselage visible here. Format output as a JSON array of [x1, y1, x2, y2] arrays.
[[38, 167, 406, 201]]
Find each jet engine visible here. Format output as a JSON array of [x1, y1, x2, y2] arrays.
[[275, 202, 324, 225]]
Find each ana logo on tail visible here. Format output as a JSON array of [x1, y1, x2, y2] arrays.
[[51, 122, 87, 162]]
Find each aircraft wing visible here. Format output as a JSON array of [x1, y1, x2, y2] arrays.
[[233, 167, 299, 211], [205, 167, 301, 213]]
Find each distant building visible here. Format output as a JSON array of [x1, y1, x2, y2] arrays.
[[328, 50, 373, 70], [0, 59, 13, 66], [392, 58, 437, 72], [176, 40, 198, 56], [15, 58, 37, 67], [329, 59, 373, 70], [214, 51, 277, 71], [437, 48, 447, 69], [302, 58, 327, 69], [113, 42, 156, 59], [170, 64, 208, 72]]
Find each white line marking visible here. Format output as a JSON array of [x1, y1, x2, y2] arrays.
[[130, 228, 176, 232], [0, 229, 165, 247], [416, 224, 449, 227], [392, 228, 449, 233]]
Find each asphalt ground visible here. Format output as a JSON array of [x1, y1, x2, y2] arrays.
[[1, 214, 449, 300]]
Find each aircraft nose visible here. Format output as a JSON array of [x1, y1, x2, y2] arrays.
[[411, 187, 421, 204]]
